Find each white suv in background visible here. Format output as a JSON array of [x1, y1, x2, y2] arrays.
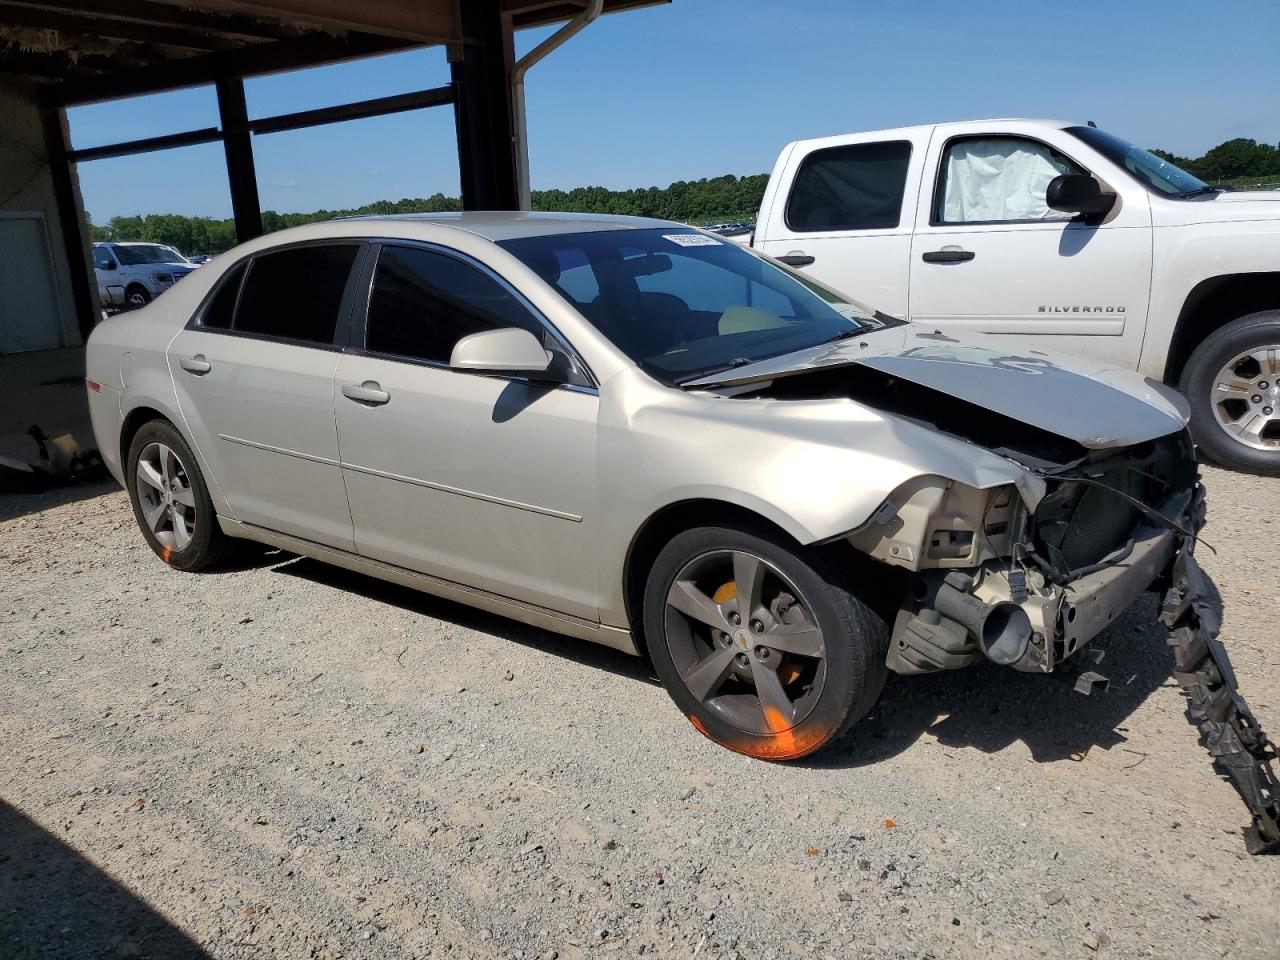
[[92, 242, 198, 311]]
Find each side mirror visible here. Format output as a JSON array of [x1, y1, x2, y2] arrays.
[[1046, 174, 1115, 221], [450, 327, 557, 380], [99, 260, 116, 271]]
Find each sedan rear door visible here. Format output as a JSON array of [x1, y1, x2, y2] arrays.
[[169, 242, 363, 551]]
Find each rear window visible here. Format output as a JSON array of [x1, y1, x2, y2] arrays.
[[234, 245, 358, 345], [785, 140, 912, 232]]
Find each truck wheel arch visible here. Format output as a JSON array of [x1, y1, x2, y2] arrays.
[[1166, 272, 1280, 383]]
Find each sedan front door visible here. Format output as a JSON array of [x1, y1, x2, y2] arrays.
[[333, 243, 601, 620]]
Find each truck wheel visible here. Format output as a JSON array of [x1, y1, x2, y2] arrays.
[[643, 525, 888, 760], [125, 284, 151, 310], [1180, 310, 1280, 475]]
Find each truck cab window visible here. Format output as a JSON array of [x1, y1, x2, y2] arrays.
[[785, 140, 912, 232], [938, 137, 1085, 224]]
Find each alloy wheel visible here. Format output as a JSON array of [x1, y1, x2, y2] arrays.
[[1211, 346, 1280, 451], [135, 441, 197, 550], [663, 549, 827, 736]]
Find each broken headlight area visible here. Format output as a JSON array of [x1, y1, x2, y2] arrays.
[[858, 431, 1198, 677]]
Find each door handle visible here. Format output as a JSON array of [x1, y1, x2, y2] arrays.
[[921, 249, 976, 264], [179, 354, 211, 375], [341, 381, 390, 406], [775, 253, 815, 267]]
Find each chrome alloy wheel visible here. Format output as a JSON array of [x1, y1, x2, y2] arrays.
[[664, 550, 827, 736], [134, 441, 197, 550], [1212, 346, 1280, 451]]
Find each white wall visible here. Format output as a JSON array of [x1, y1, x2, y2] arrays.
[[0, 78, 96, 354]]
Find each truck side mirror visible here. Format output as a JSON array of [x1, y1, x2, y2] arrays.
[[99, 260, 116, 271], [1046, 174, 1115, 222]]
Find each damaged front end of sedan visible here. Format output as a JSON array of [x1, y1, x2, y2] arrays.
[[690, 332, 1280, 854]]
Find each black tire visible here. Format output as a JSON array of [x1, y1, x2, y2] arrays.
[[1179, 310, 1280, 475], [125, 419, 234, 571], [124, 284, 151, 310], [643, 525, 888, 760]]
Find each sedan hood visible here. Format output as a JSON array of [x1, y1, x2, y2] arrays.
[[683, 325, 1189, 449]]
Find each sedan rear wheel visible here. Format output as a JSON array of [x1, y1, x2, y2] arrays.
[[644, 526, 887, 760], [126, 420, 233, 570]]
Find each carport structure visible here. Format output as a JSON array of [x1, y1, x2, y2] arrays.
[[0, 0, 663, 353]]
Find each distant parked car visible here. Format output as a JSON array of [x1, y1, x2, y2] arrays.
[[92, 242, 197, 310], [704, 221, 754, 237], [187, 255, 212, 265]]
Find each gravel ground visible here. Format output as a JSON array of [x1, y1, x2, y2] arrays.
[[1, 466, 1277, 960]]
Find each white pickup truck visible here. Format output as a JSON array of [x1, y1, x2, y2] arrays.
[[92, 241, 198, 312], [743, 119, 1280, 474]]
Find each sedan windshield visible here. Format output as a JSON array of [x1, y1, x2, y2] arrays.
[[498, 228, 881, 384], [113, 244, 187, 265], [1066, 125, 1211, 197]]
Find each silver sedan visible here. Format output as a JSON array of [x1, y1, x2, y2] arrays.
[[86, 212, 1202, 761]]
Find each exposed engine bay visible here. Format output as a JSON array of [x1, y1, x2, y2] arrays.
[[720, 365, 1198, 675], [715, 365, 1279, 852]]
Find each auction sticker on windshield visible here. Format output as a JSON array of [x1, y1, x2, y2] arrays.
[[663, 233, 722, 246]]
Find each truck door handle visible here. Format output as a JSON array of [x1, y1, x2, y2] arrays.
[[341, 381, 390, 406], [179, 355, 211, 375], [921, 249, 975, 264], [775, 253, 815, 267]]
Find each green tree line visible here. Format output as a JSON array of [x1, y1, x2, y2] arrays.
[[89, 133, 1277, 257], [88, 175, 769, 255]]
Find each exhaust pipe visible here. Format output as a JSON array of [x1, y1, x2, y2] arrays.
[[934, 573, 1032, 666]]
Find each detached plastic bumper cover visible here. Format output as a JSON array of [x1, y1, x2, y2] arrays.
[[1161, 488, 1280, 854]]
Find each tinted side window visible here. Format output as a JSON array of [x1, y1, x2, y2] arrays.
[[92, 247, 114, 269], [200, 261, 246, 330], [786, 141, 912, 232], [234, 244, 358, 344], [367, 246, 547, 364]]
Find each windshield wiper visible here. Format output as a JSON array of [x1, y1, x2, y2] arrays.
[[674, 357, 755, 385], [1180, 185, 1222, 198], [823, 328, 863, 344]]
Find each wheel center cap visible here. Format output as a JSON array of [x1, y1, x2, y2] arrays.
[[733, 629, 752, 650]]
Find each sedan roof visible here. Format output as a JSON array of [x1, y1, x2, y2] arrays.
[[343, 211, 676, 241]]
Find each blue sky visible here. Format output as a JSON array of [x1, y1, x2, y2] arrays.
[[71, 0, 1280, 223]]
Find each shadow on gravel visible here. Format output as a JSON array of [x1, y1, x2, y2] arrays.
[[0, 474, 116, 523], [0, 800, 208, 959], [269, 555, 659, 686], [255, 545, 1223, 773], [809, 578, 1222, 770]]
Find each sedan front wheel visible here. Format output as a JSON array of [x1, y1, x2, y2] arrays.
[[644, 526, 888, 760]]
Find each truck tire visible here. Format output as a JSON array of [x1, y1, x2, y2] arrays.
[[1180, 310, 1280, 475], [125, 284, 151, 310]]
